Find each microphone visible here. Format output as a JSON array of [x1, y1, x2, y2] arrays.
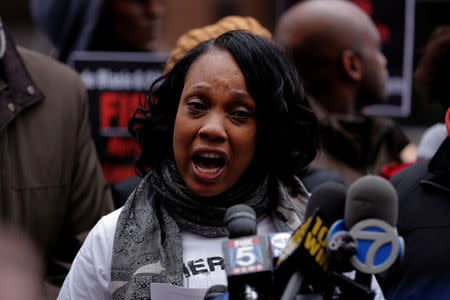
[[224, 204, 257, 238], [345, 176, 404, 285], [222, 204, 273, 300], [327, 175, 404, 290], [268, 231, 292, 266], [274, 182, 347, 299], [203, 285, 228, 300], [326, 230, 357, 273], [345, 175, 398, 228]]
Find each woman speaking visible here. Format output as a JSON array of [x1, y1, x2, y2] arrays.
[[58, 30, 318, 299]]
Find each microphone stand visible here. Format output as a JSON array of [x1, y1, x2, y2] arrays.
[[242, 284, 259, 300], [280, 272, 325, 300], [330, 271, 375, 300]]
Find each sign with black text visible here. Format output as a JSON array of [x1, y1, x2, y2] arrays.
[[69, 51, 168, 183]]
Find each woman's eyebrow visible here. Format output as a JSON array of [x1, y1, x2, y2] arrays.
[[190, 83, 211, 90], [230, 90, 252, 100]]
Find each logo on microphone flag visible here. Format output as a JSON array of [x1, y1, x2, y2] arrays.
[[227, 237, 264, 274], [349, 219, 401, 274]]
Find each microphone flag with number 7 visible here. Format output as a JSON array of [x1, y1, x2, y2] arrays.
[[344, 175, 404, 275]]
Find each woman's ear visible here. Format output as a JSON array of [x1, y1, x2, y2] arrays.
[[341, 49, 363, 81]]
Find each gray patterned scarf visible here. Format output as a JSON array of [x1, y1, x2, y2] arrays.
[[111, 159, 309, 299]]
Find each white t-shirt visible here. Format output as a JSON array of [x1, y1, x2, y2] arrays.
[[57, 208, 385, 300], [58, 208, 121, 300], [57, 208, 276, 299], [182, 217, 276, 289]]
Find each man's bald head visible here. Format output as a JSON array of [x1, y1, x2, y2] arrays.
[[275, 0, 388, 113], [276, 0, 375, 56]]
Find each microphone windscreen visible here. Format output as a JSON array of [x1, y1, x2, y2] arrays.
[[203, 284, 228, 300], [306, 182, 347, 226], [224, 204, 257, 238], [345, 175, 398, 228]]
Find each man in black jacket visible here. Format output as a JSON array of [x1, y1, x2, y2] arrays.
[[379, 120, 450, 300], [378, 26, 450, 300]]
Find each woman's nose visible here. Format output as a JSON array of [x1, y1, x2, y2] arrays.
[[198, 114, 227, 142]]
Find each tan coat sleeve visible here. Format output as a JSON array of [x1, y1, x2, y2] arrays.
[[68, 78, 114, 243], [13, 47, 114, 297], [45, 60, 114, 291]]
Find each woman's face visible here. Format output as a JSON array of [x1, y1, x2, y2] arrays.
[[173, 49, 257, 197]]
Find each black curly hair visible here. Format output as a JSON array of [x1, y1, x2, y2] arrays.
[[415, 26, 450, 109], [129, 30, 318, 178]]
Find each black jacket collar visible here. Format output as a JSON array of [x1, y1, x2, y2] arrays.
[[0, 30, 44, 133], [421, 138, 450, 193]]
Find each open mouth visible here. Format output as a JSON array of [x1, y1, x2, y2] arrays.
[[192, 152, 226, 175]]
